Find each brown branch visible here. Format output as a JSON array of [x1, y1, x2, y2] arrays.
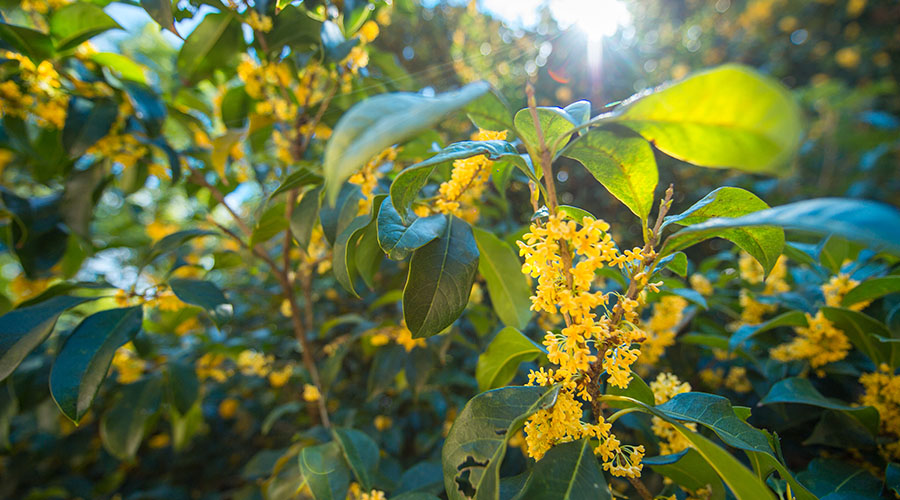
[[628, 477, 654, 500]]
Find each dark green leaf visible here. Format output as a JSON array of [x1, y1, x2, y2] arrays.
[[62, 97, 118, 157], [166, 360, 200, 416], [0, 295, 96, 382], [516, 439, 611, 500], [0, 22, 54, 60], [604, 371, 655, 409], [50, 306, 143, 423], [333, 215, 370, 298], [333, 427, 379, 491], [842, 276, 900, 307], [403, 216, 479, 338], [320, 20, 358, 62], [355, 195, 387, 289], [760, 377, 880, 435], [442, 385, 559, 500], [298, 441, 351, 500], [797, 458, 883, 499], [472, 227, 532, 329], [221, 85, 252, 129], [100, 377, 163, 461], [662, 187, 784, 274], [465, 89, 514, 132], [645, 449, 726, 500], [61, 163, 106, 239], [250, 202, 288, 247], [50, 3, 122, 51], [367, 344, 405, 398], [270, 167, 323, 199], [140, 0, 180, 38], [146, 229, 217, 264], [657, 392, 774, 454], [320, 183, 363, 245], [291, 186, 322, 250], [475, 327, 544, 392], [562, 128, 658, 221], [728, 310, 807, 352], [169, 278, 233, 324], [818, 235, 861, 274], [821, 307, 895, 367], [324, 82, 489, 204]]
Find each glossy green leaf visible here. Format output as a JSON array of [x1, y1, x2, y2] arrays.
[[611, 64, 802, 173], [176, 13, 243, 84], [658, 392, 774, 454], [145, 229, 217, 264], [140, 0, 180, 37], [728, 310, 807, 352], [514, 106, 579, 158], [818, 235, 861, 274], [663, 187, 784, 274], [100, 377, 163, 461], [333, 427, 379, 491], [0, 22, 54, 60], [221, 85, 252, 130], [562, 128, 658, 221], [50, 3, 121, 52], [320, 183, 363, 245], [842, 276, 900, 307], [0, 295, 96, 382], [333, 215, 370, 298], [403, 216, 480, 338], [169, 278, 233, 324], [166, 360, 200, 416], [563, 100, 592, 126], [475, 327, 544, 392], [760, 377, 879, 435], [604, 371, 655, 409], [472, 227, 532, 330], [291, 186, 322, 250], [516, 439, 610, 500], [298, 441, 351, 500], [250, 202, 288, 248], [324, 81, 489, 204], [50, 306, 143, 423], [465, 89, 514, 132], [270, 167, 323, 199], [821, 307, 896, 367], [62, 97, 118, 158], [662, 198, 900, 258], [645, 449, 726, 500], [355, 195, 387, 289], [377, 197, 447, 260], [442, 385, 559, 500], [797, 458, 884, 499]]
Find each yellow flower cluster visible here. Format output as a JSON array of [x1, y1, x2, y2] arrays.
[[302, 383, 321, 402], [0, 51, 69, 129], [349, 147, 397, 214], [150, 289, 189, 312], [518, 213, 649, 477], [21, 0, 71, 13], [245, 10, 273, 32], [89, 101, 149, 169], [9, 275, 52, 303], [347, 483, 386, 500], [737, 253, 789, 325], [724, 366, 752, 393], [196, 353, 229, 382], [435, 129, 507, 222], [640, 296, 688, 365], [111, 343, 146, 384], [771, 274, 864, 368], [368, 324, 426, 352], [650, 373, 696, 455], [689, 274, 714, 296], [859, 365, 900, 460]]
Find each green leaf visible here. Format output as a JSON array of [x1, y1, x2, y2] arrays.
[[728, 310, 808, 352], [514, 106, 579, 158], [465, 89, 514, 132], [320, 20, 358, 62], [298, 441, 351, 500], [558, 205, 597, 223], [291, 186, 322, 250], [355, 195, 387, 289], [170, 402, 203, 452], [0, 22, 54, 60], [663, 187, 784, 274], [61, 163, 105, 239], [442, 385, 559, 500], [250, 202, 289, 248], [169, 278, 233, 324], [267, 5, 321, 54], [818, 235, 861, 274], [562, 128, 658, 221], [604, 371, 655, 409], [221, 85, 252, 130], [377, 197, 447, 260], [333, 215, 371, 298], [516, 439, 611, 500], [332, 428, 379, 491], [403, 216, 480, 338], [472, 228, 532, 330], [662, 198, 900, 258], [166, 360, 199, 416], [50, 3, 122, 51], [564, 100, 592, 126], [62, 97, 118, 158], [657, 392, 774, 454], [821, 307, 896, 367], [210, 129, 246, 180], [760, 377, 879, 435], [611, 64, 802, 173], [270, 167, 322, 199], [886, 463, 900, 498], [50, 306, 143, 423], [797, 458, 884, 499], [0, 381, 15, 450], [842, 276, 900, 307], [140, 0, 180, 38], [100, 377, 163, 461], [176, 13, 243, 84], [661, 252, 688, 277], [0, 295, 96, 382], [320, 183, 363, 245], [324, 82, 489, 204], [367, 344, 405, 399], [146, 229, 217, 264], [475, 327, 544, 392], [645, 449, 726, 500]]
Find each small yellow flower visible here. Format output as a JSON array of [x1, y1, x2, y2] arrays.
[[303, 384, 321, 402], [218, 398, 239, 419], [374, 415, 392, 431], [148, 433, 171, 449], [359, 21, 380, 43], [268, 365, 293, 388]]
